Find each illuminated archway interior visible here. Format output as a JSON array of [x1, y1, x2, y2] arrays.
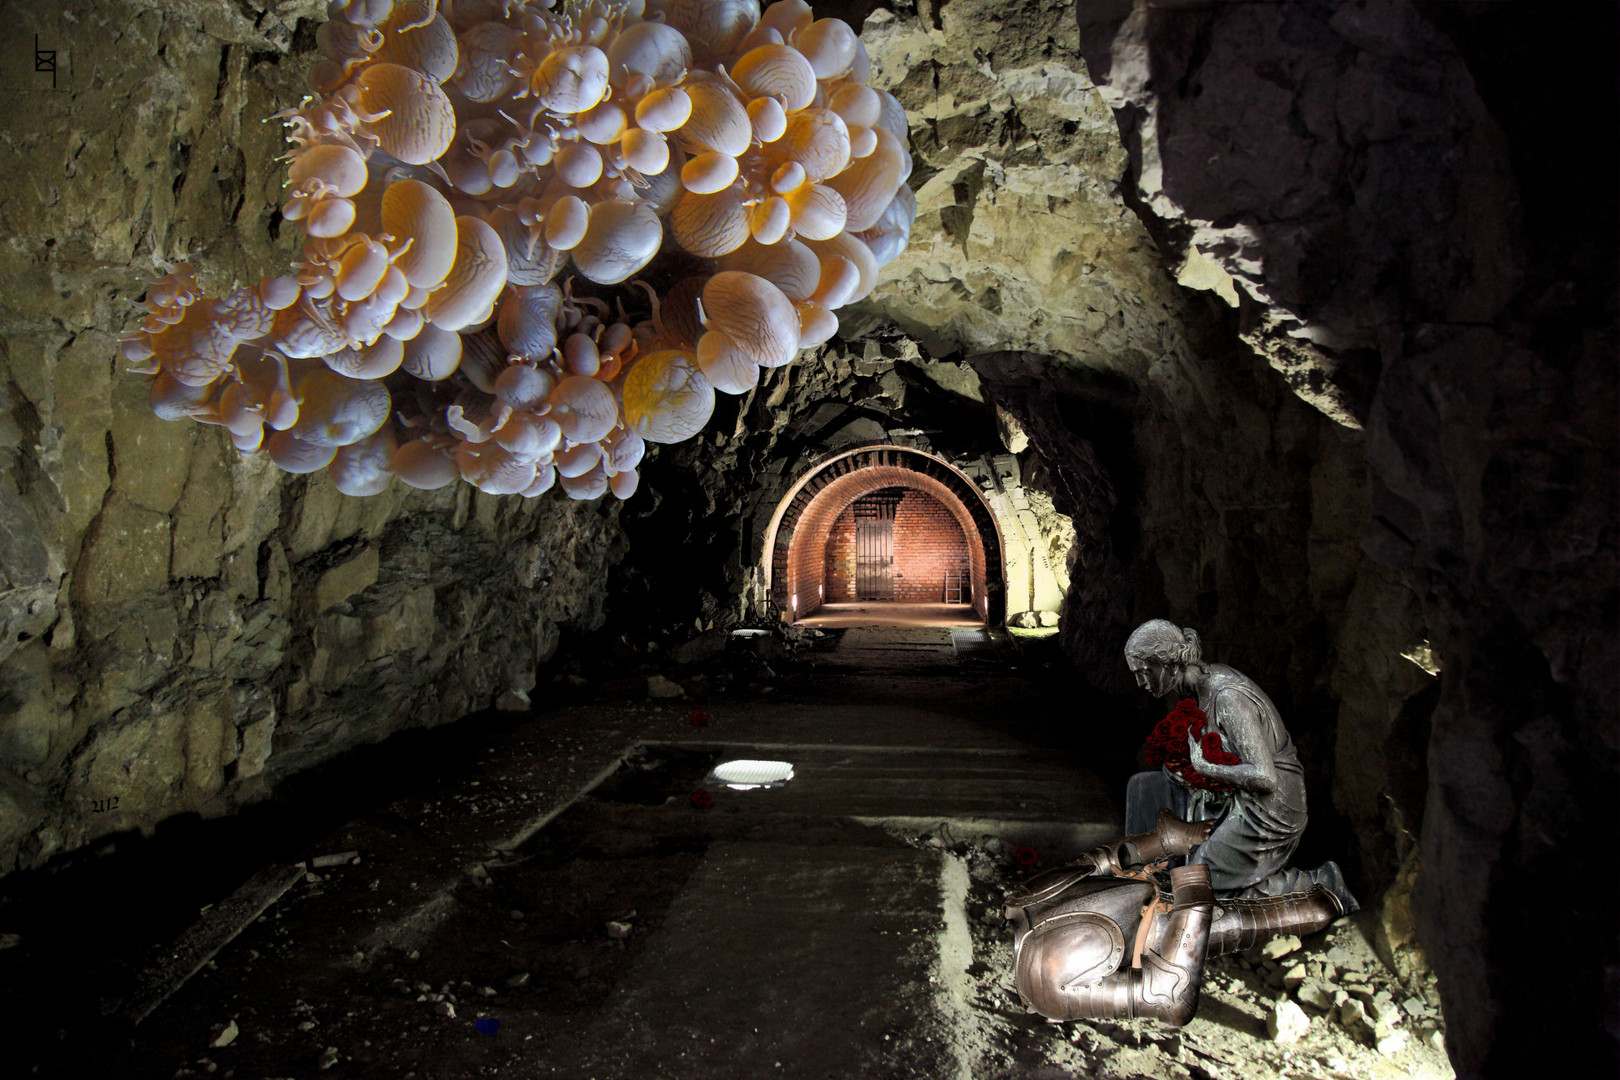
[[769, 448, 1003, 624]]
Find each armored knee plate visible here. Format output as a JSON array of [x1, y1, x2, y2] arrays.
[[1010, 865, 1215, 1026]]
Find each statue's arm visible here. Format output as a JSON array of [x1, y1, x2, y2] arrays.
[[1186, 691, 1279, 794]]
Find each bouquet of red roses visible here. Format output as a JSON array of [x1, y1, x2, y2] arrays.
[[1145, 698, 1240, 792]]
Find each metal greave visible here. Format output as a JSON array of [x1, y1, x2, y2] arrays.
[[1205, 884, 1343, 956]]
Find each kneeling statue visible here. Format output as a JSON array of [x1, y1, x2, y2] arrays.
[[1005, 620, 1358, 1025]]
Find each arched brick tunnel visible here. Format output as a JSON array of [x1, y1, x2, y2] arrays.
[[764, 447, 1005, 624]]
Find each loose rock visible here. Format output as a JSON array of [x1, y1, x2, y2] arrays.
[[646, 674, 686, 699], [1338, 998, 1377, 1045], [1267, 998, 1310, 1044], [1295, 977, 1335, 1011], [1376, 1030, 1409, 1056], [1261, 934, 1302, 961]]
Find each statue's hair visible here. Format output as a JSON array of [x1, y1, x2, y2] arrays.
[[1124, 619, 1205, 669]]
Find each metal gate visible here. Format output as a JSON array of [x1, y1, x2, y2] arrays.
[[853, 493, 900, 600]]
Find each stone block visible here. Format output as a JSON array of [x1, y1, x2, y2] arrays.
[[367, 587, 438, 661], [316, 546, 380, 612], [170, 441, 235, 580], [185, 700, 226, 794], [110, 378, 194, 516], [495, 689, 530, 712], [995, 405, 1029, 454], [48, 334, 114, 539], [1376, 1030, 1408, 1056], [0, 790, 39, 874], [672, 628, 728, 665], [74, 495, 171, 612], [260, 540, 292, 607], [1368, 995, 1402, 1028], [79, 712, 187, 820], [647, 674, 685, 699], [1268, 998, 1310, 1044], [238, 715, 276, 779], [0, 644, 66, 770], [1261, 933, 1302, 960], [1338, 998, 1377, 1046], [1295, 977, 1335, 1011]]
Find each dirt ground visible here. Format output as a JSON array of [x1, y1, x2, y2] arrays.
[[0, 627, 1452, 1079]]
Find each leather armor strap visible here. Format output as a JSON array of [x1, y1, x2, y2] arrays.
[[1130, 894, 1171, 970]]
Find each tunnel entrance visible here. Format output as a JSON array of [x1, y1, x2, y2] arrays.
[[761, 446, 1006, 626]]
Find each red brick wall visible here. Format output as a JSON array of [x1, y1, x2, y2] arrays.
[[820, 491, 971, 602], [891, 490, 970, 601], [824, 510, 858, 601]]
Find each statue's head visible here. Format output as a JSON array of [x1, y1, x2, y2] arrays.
[[1124, 619, 1204, 697]]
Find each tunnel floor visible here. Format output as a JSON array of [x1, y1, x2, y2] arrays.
[[0, 628, 1450, 1079], [792, 602, 984, 629]]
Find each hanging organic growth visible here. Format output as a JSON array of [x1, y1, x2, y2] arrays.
[[121, 0, 915, 500]]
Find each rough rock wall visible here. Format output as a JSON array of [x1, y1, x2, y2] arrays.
[[0, 0, 624, 872], [1075, 1, 1619, 1074]]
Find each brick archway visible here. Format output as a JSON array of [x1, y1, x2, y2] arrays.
[[763, 447, 1005, 624]]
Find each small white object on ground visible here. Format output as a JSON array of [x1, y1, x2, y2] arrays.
[[1268, 999, 1309, 1044], [212, 1019, 239, 1047]]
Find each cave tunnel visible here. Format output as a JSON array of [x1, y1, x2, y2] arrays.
[[764, 445, 1006, 627], [0, 1, 1614, 1079]]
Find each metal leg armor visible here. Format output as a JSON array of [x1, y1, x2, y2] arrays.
[[1017, 865, 1215, 1026], [1002, 807, 1214, 921], [1206, 883, 1344, 955], [1121, 808, 1218, 866], [1006, 813, 1353, 1027]]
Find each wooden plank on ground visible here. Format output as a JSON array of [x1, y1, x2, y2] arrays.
[[114, 862, 308, 1024]]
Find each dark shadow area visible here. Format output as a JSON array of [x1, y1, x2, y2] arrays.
[[0, 704, 538, 1071]]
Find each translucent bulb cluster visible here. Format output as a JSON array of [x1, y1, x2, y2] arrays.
[[120, 0, 915, 500]]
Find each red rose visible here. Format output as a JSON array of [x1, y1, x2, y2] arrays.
[[689, 709, 709, 727], [689, 788, 713, 810], [1202, 730, 1240, 766], [1145, 699, 1237, 792], [1012, 846, 1038, 871]]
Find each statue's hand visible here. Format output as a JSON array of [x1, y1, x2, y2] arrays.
[[1186, 729, 1210, 772]]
